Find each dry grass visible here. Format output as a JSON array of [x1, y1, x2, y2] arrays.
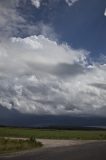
[[0, 137, 42, 154]]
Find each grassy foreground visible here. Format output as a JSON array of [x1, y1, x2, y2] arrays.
[[0, 127, 106, 140], [0, 137, 42, 154]]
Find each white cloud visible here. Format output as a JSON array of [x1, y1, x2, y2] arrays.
[[0, 0, 25, 38], [65, 0, 79, 7], [0, 0, 56, 40], [0, 0, 106, 117], [31, 0, 79, 8], [31, 0, 41, 8], [0, 35, 106, 116], [104, 8, 106, 16], [0, 0, 80, 39]]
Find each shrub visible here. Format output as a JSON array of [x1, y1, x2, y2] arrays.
[[30, 136, 37, 143]]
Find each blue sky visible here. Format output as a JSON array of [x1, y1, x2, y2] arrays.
[[1, 0, 106, 56], [18, 0, 106, 57], [0, 0, 106, 126]]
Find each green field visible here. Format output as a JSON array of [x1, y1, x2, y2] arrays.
[[0, 127, 106, 140]]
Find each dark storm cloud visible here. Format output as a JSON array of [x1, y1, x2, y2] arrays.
[[1, 104, 106, 127], [91, 83, 106, 90]]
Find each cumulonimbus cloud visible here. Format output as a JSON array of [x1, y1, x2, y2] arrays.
[[0, 35, 106, 116]]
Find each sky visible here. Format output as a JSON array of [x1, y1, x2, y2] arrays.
[[0, 0, 106, 126]]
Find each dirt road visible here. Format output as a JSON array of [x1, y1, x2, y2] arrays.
[[0, 141, 106, 160]]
